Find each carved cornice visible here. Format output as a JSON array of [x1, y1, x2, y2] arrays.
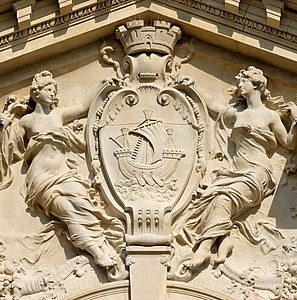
[[165, 0, 297, 48], [0, 0, 297, 51], [0, 0, 132, 49]]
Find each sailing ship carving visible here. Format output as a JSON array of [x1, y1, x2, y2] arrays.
[[112, 110, 186, 187]]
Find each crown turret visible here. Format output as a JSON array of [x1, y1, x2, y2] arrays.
[[116, 20, 182, 55]]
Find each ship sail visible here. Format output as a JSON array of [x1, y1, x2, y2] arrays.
[[131, 120, 167, 164], [113, 111, 186, 186]]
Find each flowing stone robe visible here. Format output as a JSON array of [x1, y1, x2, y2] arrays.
[[0, 122, 124, 252], [175, 104, 283, 253]]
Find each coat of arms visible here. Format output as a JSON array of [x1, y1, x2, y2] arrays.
[[86, 20, 209, 296]]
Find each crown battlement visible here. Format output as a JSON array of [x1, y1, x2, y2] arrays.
[[116, 20, 182, 55]]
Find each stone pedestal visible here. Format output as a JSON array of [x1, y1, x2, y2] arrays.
[[127, 246, 170, 300]]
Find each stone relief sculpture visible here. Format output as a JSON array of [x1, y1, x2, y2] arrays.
[[1, 19, 297, 300], [0, 71, 126, 275], [0, 254, 90, 300], [172, 66, 297, 270], [86, 19, 210, 299]]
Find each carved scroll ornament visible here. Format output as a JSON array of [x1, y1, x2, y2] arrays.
[[1, 19, 297, 300]]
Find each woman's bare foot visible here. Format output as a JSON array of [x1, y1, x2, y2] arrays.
[[87, 244, 117, 268], [183, 238, 214, 268], [214, 236, 234, 264], [93, 247, 117, 268]]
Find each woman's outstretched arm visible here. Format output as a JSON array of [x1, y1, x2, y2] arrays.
[[270, 103, 297, 150], [59, 86, 99, 124]]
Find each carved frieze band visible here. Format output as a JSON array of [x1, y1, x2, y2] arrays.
[[0, 0, 297, 49], [0, 0, 133, 49], [165, 0, 297, 46]]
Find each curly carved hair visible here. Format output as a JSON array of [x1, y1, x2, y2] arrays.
[[30, 71, 57, 101], [235, 66, 268, 94], [234, 66, 286, 110]]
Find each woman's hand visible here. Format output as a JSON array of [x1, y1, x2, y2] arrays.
[[279, 102, 297, 123], [0, 112, 13, 129]]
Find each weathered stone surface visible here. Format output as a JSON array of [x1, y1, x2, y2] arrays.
[[0, 2, 297, 299]]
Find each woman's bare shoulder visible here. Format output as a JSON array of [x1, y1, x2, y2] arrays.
[[19, 113, 32, 123]]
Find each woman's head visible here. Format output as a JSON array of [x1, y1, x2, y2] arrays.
[[235, 66, 267, 94], [30, 71, 57, 102]]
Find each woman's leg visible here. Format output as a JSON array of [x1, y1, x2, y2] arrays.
[[184, 237, 216, 268], [184, 195, 234, 268], [214, 235, 234, 264], [50, 196, 117, 267]]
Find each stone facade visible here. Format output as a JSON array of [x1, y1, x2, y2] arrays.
[[1, 1, 297, 299]]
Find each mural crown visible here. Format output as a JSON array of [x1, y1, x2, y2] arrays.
[[116, 20, 182, 55]]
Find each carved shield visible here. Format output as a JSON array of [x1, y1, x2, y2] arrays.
[[87, 21, 209, 236], [87, 81, 208, 236]]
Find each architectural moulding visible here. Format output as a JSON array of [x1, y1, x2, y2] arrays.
[[12, 0, 36, 30], [0, 0, 297, 77], [58, 0, 74, 15], [224, 0, 240, 14], [0, 15, 297, 300], [1, 1, 297, 299], [262, 0, 284, 28], [0, 0, 296, 49]]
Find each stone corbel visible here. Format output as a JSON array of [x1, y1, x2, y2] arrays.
[[13, 0, 36, 30], [262, 0, 284, 28], [225, 0, 241, 15], [58, 0, 74, 15]]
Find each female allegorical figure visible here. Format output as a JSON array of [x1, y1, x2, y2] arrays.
[[174, 66, 297, 268], [0, 71, 122, 268]]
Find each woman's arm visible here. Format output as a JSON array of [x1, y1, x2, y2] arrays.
[[59, 87, 99, 124], [270, 105, 297, 150], [0, 111, 13, 130], [0, 115, 26, 189], [194, 84, 226, 119]]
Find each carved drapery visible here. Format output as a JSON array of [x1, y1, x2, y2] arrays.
[[0, 17, 297, 300]]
